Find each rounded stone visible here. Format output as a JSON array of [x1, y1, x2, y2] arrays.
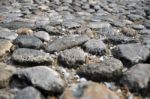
[[83, 39, 106, 56], [34, 31, 50, 41], [11, 66, 64, 94], [0, 39, 13, 57], [0, 30, 18, 40], [14, 35, 43, 49], [14, 87, 44, 99], [58, 48, 86, 68]]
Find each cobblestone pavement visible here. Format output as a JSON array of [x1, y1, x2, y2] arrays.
[[0, 0, 150, 99]]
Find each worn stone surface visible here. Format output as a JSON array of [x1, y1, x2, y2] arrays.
[[132, 24, 145, 30], [140, 35, 150, 49], [0, 30, 18, 40], [58, 48, 86, 68], [45, 35, 89, 53], [112, 44, 150, 67], [127, 14, 144, 21], [83, 39, 106, 56], [11, 66, 64, 94], [121, 64, 150, 92], [42, 25, 62, 35], [0, 0, 150, 98], [88, 22, 111, 29], [0, 19, 35, 30], [77, 57, 123, 81], [14, 35, 43, 49], [34, 31, 50, 41], [12, 48, 53, 65], [144, 20, 150, 29], [16, 0, 34, 3], [104, 35, 138, 45], [63, 21, 81, 29], [14, 87, 45, 99], [139, 29, 150, 35]]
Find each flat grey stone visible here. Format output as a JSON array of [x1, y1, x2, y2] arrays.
[[132, 24, 145, 30], [63, 21, 81, 29], [83, 39, 106, 56], [0, 19, 35, 29], [140, 35, 150, 49], [88, 22, 110, 29], [16, 0, 33, 3], [112, 43, 150, 67], [139, 29, 150, 35], [34, 0, 49, 4], [144, 20, 150, 29], [0, 30, 18, 40], [77, 57, 123, 81], [45, 35, 89, 53], [127, 14, 144, 21], [121, 64, 150, 91], [111, 21, 125, 27], [12, 48, 53, 65], [104, 35, 138, 45], [34, 31, 50, 41], [58, 48, 86, 68], [49, 11, 63, 25], [98, 27, 118, 37]]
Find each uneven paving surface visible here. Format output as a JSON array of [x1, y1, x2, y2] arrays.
[[0, 0, 150, 99]]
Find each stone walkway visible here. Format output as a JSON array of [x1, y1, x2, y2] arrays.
[[0, 0, 150, 99]]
